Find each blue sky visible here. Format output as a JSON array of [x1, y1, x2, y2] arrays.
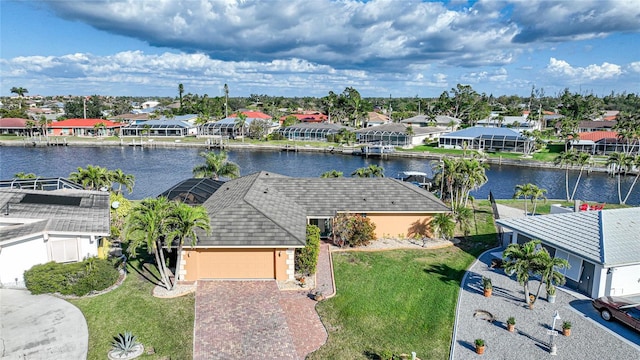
[[1, 0, 639, 98]]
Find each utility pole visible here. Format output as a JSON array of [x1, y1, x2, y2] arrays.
[[83, 96, 87, 119]]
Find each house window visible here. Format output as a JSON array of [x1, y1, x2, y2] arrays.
[[554, 249, 582, 281], [50, 238, 79, 263]]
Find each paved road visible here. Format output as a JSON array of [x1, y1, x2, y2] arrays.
[[0, 289, 88, 360]]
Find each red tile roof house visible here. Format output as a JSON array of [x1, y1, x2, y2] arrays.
[[278, 113, 328, 125], [48, 119, 126, 136], [0, 118, 30, 135]]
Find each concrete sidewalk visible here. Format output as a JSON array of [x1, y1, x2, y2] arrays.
[[0, 289, 88, 360]]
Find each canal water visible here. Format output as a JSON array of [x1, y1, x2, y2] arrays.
[[1, 146, 638, 205]]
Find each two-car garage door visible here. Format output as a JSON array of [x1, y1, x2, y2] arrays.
[[193, 248, 276, 279]]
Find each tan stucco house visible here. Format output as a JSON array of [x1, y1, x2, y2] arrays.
[[176, 171, 450, 282]]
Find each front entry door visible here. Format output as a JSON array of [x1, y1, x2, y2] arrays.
[[578, 261, 595, 296]]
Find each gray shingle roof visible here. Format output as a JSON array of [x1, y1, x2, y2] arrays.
[[0, 189, 110, 243], [195, 171, 450, 248], [496, 207, 640, 266]]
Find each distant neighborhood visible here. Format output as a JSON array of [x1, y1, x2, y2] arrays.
[[1, 85, 638, 156]]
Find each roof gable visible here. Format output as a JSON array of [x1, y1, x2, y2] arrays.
[[497, 207, 640, 266]]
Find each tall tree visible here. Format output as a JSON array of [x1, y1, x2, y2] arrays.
[[607, 152, 633, 204], [37, 116, 51, 138], [622, 155, 640, 205], [10, 87, 28, 109], [192, 151, 240, 179], [513, 183, 535, 216], [554, 150, 576, 201], [165, 202, 210, 289], [125, 197, 173, 290], [570, 152, 592, 200], [178, 83, 184, 109], [109, 169, 135, 194], [234, 112, 248, 142], [530, 185, 547, 216]]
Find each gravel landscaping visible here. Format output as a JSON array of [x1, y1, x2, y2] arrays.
[[451, 250, 640, 360]]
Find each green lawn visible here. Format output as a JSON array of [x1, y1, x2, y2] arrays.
[[69, 259, 194, 360], [309, 203, 497, 360]]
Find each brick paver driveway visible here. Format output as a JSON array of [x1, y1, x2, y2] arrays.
[[194, 280, 326, 360]]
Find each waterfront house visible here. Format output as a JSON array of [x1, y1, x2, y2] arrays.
[[365, 112, 391, 127], [199, 111, 277, 138], [439, 127, 534, 153], [401, 115, 461, 130], [120, 115, 199, 137], [275, 122, 352, 141], [172, 171, 450, 282], [49, 118, 125, 136], [355, 123, 442, 146], [279, 112, 327, 124], [497, 207, 640, 298], [0, 118, 29, 135], [0, 179, 110, 288], [570, 131, 639, 155]]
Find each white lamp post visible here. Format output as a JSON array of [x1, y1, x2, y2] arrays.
[[549, 311, 561, 355]]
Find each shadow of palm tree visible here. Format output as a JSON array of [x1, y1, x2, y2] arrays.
[[424, 263, 467, 285]]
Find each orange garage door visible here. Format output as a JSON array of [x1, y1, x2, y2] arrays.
[[196, 249, 276, 279]]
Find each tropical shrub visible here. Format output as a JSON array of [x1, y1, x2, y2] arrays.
[[110, 331, 141, 357], [295, 225, 321, 275], [24, 258, 119, 296], [333, 213, 376, 247]]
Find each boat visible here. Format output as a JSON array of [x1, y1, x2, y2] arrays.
[[396, 171, 433, 190], [362, 143, 395, 156]]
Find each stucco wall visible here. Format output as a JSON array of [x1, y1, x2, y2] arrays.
[[183, 248, 290, 281], [366, 213, 434, 239], [0, 235, 48, 287]]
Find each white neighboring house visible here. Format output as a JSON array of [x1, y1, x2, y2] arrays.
[[0, 187, 110, 288], [497, 207, 640, 299]]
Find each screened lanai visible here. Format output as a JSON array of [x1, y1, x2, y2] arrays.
[[275, 123, 349, 141], [158, 178, 225, 204], [355, 123, 411, 146], [121, 120, 193, 137], [439, 127, 533, 153]]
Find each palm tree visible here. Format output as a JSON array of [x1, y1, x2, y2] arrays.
[[110, 169, 135, 194], [37, 116, 51, 139], [234, 112, 248, 142], [10, 87, 28, 109], [503, 240, 546, 306], [125, 197, 173, 290], [554, 150, 576, 201], [25, 120, 35, 137], [570, 152, 592, 200], [93, 122, 106, 136], [429, 213, 455, 240], [69, 165, 112, 190], [351, 167, 369, 178], [165, 203, 211, 289], [366, 164, 385, 178], [533, 248, 569, 303], [178, 83, 184, 109], [513, 183, 534, 216], [453, 205, 473, 237], [606, 152, 632, 204], [622, 155, 640, 205], [14, 172, 36, 179], [530, 186, 547, 216], [192, 151, 240, 179], [321, 170, 343, 178]]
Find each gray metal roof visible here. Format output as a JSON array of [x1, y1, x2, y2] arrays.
[[496, 207, 640, 266], [195, 171, 450, 248], [0, 188, 110, 243], [441, 126, 525, 139]]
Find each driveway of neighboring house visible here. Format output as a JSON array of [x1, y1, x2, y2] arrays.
[[0, 289, 88, 360], [194, 243, 334, 360]]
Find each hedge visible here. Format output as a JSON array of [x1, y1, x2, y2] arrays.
[[24, 258, 119, 296], [295, 225, 321, 275]]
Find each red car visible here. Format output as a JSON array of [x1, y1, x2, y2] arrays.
[[592, 296, 640, 332]]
